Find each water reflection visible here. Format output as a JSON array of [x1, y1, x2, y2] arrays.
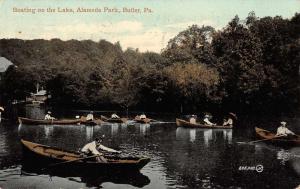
[[44, 125, 54, 138], [139, 124, 150, 136], [203, 129, 212, 146], [85, 126, 94, 141], [21, 165, 150, 188], [175, 127, 232, 146]]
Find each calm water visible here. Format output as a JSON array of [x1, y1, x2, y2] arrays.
[[0, 106, 300, 189]]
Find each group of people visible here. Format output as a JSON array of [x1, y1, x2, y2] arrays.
[[189, 113, 235, 126]]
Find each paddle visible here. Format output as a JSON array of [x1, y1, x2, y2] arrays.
[[237, 135, 285, 145]]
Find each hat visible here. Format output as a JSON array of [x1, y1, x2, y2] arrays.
[[204, 114, 210, 118], [75, 115, 80, 119], [95, 135, 105, 141], [47, 111, 51, 114], [90, 111, 93, 113], [229, 112, 238, 120], [280, 121, 287, 126]]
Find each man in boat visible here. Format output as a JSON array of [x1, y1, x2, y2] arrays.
[[189, 115, 197, 124], [140, 113, 147, 119], [44, 111, 55, 120], [223, 113, 236, 126], [111, 113, 120, 119], [86, 111, 94, 121], [275, 121, 297, 138], [81, 136, 121, 162], [203, 114, 216, 126]]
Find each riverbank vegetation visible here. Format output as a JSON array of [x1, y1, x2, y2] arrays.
[[1, 12, 300, 114]]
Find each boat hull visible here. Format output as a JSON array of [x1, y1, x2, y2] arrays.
[[176, 118, 233, 129], [21, 139, 150, 172], [255, 127, 300, 146]]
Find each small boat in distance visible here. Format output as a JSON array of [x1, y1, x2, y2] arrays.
[[255, 127, 300, 146], [18, 117, 103, 126], [18, 117, 82, 125], [176, 118, 233, 129], [21, 139, 150, 172]]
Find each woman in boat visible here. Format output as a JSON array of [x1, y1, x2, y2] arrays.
[[44, 111, 55, 120], [86, 111, 94, 121], [203, 114, 216, 126], [81, 136, 121, 162], [189, 115, 197, 124], [275, 121, 296, 138]]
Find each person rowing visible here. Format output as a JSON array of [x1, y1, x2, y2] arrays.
[[44, 111, 55, 120], [81, 136, 121, 162], [189, 115, 197, 124], [275, 121, 297, 139], [203, 114, 216, 126]]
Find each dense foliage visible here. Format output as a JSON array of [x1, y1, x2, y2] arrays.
[[1, 12, 300, 114]]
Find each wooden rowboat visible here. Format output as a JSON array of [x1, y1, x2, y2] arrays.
[[18, 117, 81, 125], [176, 118, 233, 129], [21, 139, 150, 172], [255, 127, 300, 146], [101, 115, 127, 123], [18, 117, 103, 126]]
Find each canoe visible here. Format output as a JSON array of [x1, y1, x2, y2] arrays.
[[176, 118, 233, 129], [134, 117, 152, 124], [18, 117, 81, 125], [21, 139, 150, 172], [255, 127, 300, 146], [101, 115, 127, 123]]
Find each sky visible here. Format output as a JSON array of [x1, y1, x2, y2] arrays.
[[0, 0, 299, 52]]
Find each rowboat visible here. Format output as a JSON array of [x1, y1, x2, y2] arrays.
[[134, 117, 152, 124], [176, 118, 233, 129], [255, 127, 300, 146], [101, 115, 127, 123], [18, 117, 82, 125], [21, 139, 150, 172], [18, 117, 103, 126]]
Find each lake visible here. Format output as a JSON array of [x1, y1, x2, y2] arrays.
[[0, 106, 299, 189]]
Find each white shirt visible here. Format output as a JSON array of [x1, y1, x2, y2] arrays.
[[189, 117, 196, 124], [276, 126, 295, 136], [44, 114, 54, 120], [81, 141, 118, 155], [223, 118, 233, 126], [204, 118, 215, 126], [86, 114, 94, 121], [111, 114, 119, 118]]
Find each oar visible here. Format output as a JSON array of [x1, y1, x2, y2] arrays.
[[237, 135, 285, 145], [45, 154, 98, 169]]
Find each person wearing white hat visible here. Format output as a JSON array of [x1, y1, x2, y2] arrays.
[[44, 111, 55, 120], [275, 121, 296, 137], [203, 114, 216, 126]]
